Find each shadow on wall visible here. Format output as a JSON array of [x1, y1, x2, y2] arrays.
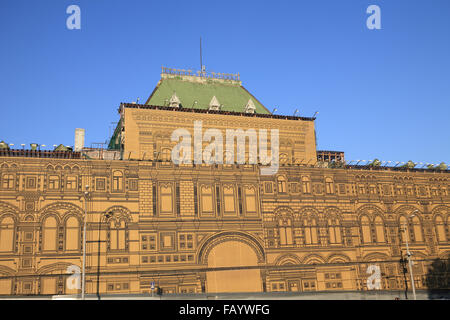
[[425, 258, 450, 300]]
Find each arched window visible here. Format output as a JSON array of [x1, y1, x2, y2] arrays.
[[304, 218, 318, 244], [435, 216, 446, 243], [412, 216, 423, 242], [325, 178, 334, 194], [311, 219, 318, 244], [109, 219, 127, 251], [328, 218, 341, 244], [43, 216, 58, 251], [361, 216, 372, 243], [161, 148, 171, 162], [375, 216, 385, 243], [277, 176, 287, 193], [112, 171, 123, 191], [279, 153, 288, 165], [2, 174, 14, 189], [65, 217, 80, 251], [278, 217, 293, 246], [399, 216, 408, 243], [0, 217, 14, 252], [302, 177, 311, 194], [118, 220, 126, 250], [109, 220, 117, 250]]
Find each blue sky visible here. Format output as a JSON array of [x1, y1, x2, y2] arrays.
[[1, 0, 449, 165]]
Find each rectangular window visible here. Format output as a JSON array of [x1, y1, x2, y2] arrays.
[[66, 176, 77, 190], [96, 178, 106, 191], [22, 259, 32, 268], [2, 174, 14, 189], [178, 233, 195, 251], [112, 172, 123, 191], [152, 184, 157, 216], [244, 186, 257, 215], [302, 177, 311, 194], [265, 182, 273, 194], [26, 177, 36, 189], [223, 185, 236, 216], [358, 185, 366, 194], [48, 175, 60, 190], [23, 245, 32, 254], [193, 183, 198, 217], [407, 186, 414, 196], [215, 185, 221, 216], [176, 182, 181, 216], [129, 179, 138, 191], [141, 234, 157, 251], [200, 185, 214, 214], [289, 183, 298, 193], [23, 282, 33, 291], [303, 280, 316, 291], [238, 186, 243, 216], [325, 179, 334, 194], [160, 233, 175, 251], [160, 184, 173, 214]]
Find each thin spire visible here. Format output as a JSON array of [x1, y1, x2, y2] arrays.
[[200, 37, 203, 72]]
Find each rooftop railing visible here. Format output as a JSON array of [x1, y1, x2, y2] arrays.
[[0, 149, 81, 159]]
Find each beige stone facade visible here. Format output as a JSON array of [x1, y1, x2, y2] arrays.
[[0, 76, 449, 296]]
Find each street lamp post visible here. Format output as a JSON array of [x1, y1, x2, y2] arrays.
[[402, 210, 418, 300], [96, 211, 113, 300], [81, 186, 90, 300]]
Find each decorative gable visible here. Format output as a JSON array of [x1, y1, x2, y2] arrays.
[[208, 96, 221, 111], [169, 92, 181, 108], [244, 99, 256, 114]]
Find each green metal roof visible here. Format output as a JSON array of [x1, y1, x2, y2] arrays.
[[145, 77, 271, 114]]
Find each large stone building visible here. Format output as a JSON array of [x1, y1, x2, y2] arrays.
[[0, 67, 449, 296]]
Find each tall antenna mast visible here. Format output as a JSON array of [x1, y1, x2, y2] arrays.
[[200, 37, 205, 74]]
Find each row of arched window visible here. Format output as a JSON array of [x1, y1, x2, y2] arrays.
[[0, 214, 129, 253], [277, 216, 342, 246], [273, 176, 449, 198], [360, 214, 449, 244], [1, 171, 126, 192], [274, 213, 449, 247], [275, 176, 315, 194]]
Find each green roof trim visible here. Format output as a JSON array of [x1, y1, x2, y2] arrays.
[[145, 77, 271, 114], [108, 117, 123, 150]]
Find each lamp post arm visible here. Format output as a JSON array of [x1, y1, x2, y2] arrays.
[[81, 193, 88, 300]]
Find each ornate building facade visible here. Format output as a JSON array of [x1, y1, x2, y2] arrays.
[[0, 68, 449, 296]]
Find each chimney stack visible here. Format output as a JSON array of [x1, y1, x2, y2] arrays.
[[74, 128, 85, 152]]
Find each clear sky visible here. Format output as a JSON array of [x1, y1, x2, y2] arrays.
[[1, 0, 449, 165]]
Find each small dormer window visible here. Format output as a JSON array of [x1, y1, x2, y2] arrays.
[[208, 96, 221, 111], [244, 99, 256, 114], [169, 92, 181, 108]]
